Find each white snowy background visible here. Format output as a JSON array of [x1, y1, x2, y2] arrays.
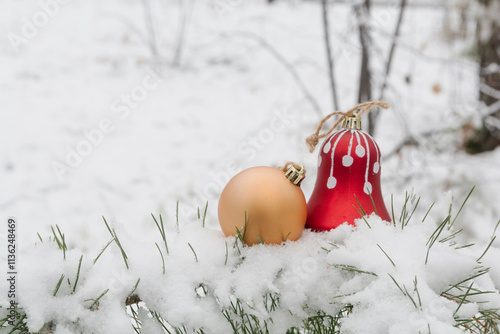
[[1, 0, 500, 333]]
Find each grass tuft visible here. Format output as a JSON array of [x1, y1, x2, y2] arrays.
[[51, 225, 67, 260], [102, 216, 129, 269], [151, 213, 169, 255]]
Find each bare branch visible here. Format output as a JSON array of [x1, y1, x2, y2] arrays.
[[141, 0, 159, 59], [479, 77, 500, 118], [365, 0, 408, 136], [483, 99, 500, 118], [372, 28, 476, 68], [322, 0, 340, 110], [222, 31, 323, 118], [485, 115, 500, 131], [379, 0, 407, 101], [480, 83, 500, 100], [172, 0, 192, 67], [384, 136, 418, 160], [355, 0, 374, 133], [384, 128, 453, 160]]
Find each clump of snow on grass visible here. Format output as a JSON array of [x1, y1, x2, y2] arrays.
[[3, 202, 499, 333]]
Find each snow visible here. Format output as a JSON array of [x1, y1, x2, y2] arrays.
[[3, 209, 499, 333], [1, 0, 500, 332]]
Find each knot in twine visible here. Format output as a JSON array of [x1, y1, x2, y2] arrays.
[[305, 101, 389, 153]]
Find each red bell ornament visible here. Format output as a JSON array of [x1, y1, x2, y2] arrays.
[[306, 102, 391, 231]]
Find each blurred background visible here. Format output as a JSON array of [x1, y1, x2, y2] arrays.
[[1, 0, 499, 251]]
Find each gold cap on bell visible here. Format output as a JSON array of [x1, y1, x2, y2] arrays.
[[342, 113, 362, 130]]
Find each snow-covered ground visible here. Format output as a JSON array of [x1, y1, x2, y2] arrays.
[[11, 213, 500, 333], [1, 0, 500, 332]]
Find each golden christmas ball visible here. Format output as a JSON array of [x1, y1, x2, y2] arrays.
[[218, 165, 307, 246]]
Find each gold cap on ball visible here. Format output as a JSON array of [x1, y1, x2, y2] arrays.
[[284, 164, 305, 186]]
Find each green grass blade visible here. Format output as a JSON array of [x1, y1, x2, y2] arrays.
[[53, 274, 65, 296], [155, 242, 165, 275], [112, 228, 129, 269], [368, 192, 378, 215], [176, 200, 180, 233], [391, 194, 396, 226], [454, 282, 474, 316], [388, 274, 405, 295], [377, 244, 395, 267], [353, 204, 371, 228], [94, 239, 113, 264], [73, 255, 83, 293], [102, 217, 129, 269], [128, 278, 140, 298], [477, 235, 496, 262], [152, 213, 169, 255], [422, 202, 435, 222], [202, 201, 208, 228], [224, 241, 228, 265], [449, 186, 475, 229], [188, 242, 198, 262]]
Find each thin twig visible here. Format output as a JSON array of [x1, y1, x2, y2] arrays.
[[373, 0, 407, 131], [384, 135, 419, 159], [141, 0, 159, 59], [483, 99, 500, 118], [372, 25, 477, 67], [355, 1, 374, 133], [322, 0, 339, 110], [172, 0, 193, 67], [379, 0, 407, 101], [384, 128, 453, 159], [222, 31, 323, 118]]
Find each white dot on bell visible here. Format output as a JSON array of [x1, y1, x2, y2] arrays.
[[363, 182, 372, 195], [355, 145, 365, 157], [342, 155, 353, 167], [327, 176, 337, 189], [323, 141, 331, 154], [373, 162, 380, 173]]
